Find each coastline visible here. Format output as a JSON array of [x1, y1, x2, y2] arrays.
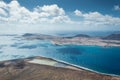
[[0, 56, 120, 80], [52, 57, 120, 77], [33, 56, 120, 77], [0, 34, 120, 80], [51, 39, 120, 47], [22, 33, 120, 47]]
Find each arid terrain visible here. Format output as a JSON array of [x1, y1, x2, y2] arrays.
[[0, 56, 120, 80], [23, 33, 120, 47]]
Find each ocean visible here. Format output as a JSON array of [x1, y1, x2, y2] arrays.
[[0, 32, 120, 76]]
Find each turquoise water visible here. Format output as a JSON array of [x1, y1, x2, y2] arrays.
[[0, 35, 120, 75]]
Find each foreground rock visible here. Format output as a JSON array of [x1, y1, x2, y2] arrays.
[[0, 56, 120, 80]]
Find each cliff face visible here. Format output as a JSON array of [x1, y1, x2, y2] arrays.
[[102, 34, 120, 40]]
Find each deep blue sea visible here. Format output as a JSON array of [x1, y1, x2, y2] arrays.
[[0, 32, 120, 76]]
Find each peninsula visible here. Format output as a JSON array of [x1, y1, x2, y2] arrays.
[[0, 56, 120, 80]]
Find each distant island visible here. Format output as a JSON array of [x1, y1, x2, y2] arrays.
[[22, 33, 120, 47], [102, 34, 120, 40]]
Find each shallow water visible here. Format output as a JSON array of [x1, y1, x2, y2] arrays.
[[0, 35, 120, 75]]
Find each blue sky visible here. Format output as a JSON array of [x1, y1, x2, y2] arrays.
[[4, 0, 120, 16], [0, 0, 120, 33]]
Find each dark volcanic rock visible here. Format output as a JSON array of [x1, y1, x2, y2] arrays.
[[64, 34, 90, 39], [22, 33, 61, 40], [74, 34, 90, 38], [0, 63, 5, 68], [102, 34, 120, 40], [13, 60, 25, 69], [22, 33, 36, 37]]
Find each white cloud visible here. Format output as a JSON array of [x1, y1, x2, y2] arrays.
[[74, 9, 83, 16], [0, 0, 120, 32], [0, 8, 7, 16], [0, 1, 7, 8], [74, 9, 120, 26], [114, 5, 120, 11], [0, 1, 72, 24], [51, 15, 72, 23], [35, 4, 65, 16]]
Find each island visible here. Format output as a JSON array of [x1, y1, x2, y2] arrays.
[[22, 33, 120, 47]]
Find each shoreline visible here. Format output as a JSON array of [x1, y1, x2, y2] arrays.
[[51, 41, 120, 47], [31, 56, 120, 77], [22, 33, 120, 47], [0, 56, 120, 77], [52, 57, 120, 77], [51, 40, 120, 47], [1, 56, 120, 80]]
